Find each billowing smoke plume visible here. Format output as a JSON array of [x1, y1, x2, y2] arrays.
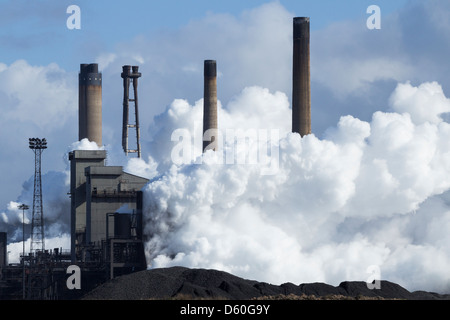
[[2, 81, 450, 294], [142, 81, 450, 294]]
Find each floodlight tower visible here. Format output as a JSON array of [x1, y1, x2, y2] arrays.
[[28, 138, 47, 253]]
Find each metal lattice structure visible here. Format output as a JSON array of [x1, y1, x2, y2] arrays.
[[121, 65, 142, 158], [28, 138, 47, 253]]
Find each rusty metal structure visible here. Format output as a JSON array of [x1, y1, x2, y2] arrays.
[[203, 60, 218, 152], [1, 62, 149, 300], [121, 65, 142, 158], [292, 17, 311, 137]]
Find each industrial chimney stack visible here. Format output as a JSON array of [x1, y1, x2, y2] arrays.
[[292, 17, 311, 137], [203, 60, 218, 152], [79, 63, 102, 147]]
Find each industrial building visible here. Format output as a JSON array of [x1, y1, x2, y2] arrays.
[[69, 149, 148, 278], [0, 63, 149, 299], [71, 63, 149, 280], [0, 16, 312, 299]]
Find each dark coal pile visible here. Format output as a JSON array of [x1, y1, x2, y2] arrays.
[[81, 266, 450, 300]]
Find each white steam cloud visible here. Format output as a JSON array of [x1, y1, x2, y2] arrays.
[[142, 81, 450, 294]]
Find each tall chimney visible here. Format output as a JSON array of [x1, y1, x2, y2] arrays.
[[292, 17, 311, 137], [78, 64, 88, 142], [203, 60, 218, 152], [0, 232, 6, 267], [79, 63, 102, 147]]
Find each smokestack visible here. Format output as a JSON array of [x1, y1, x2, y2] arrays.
[[79, 63, 102, 147], [78, 64, 88, 142], [292, 17, 311, 137], [203, 60, 218, 152]]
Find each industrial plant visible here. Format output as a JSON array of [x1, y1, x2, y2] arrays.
[[0, 17, 311, 299]]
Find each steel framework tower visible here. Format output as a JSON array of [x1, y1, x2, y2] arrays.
[[28, 138, 47, 253], [121, 65, 142, 158]]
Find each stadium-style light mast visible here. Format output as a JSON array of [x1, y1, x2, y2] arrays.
[[28, 138, 47, 254]]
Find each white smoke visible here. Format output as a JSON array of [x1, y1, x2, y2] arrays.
[[6, 234, 70, 264], [141, 81, 450, 294], [69, 138, 105, 151], [0, 170, 70, 243], [3, 81, 450, 294]]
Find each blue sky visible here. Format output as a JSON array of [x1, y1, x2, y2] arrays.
[[0, 0, 408, 71]]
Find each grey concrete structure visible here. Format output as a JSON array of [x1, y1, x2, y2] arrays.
[[69, 150, 149, 267], [79, 63, 102, 147], [203, 60, 218, 152], [69, 150, 107, 262], [0, 232, 6, 267], [292, 17, 311, 137], [84, 165, 148, 245]]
